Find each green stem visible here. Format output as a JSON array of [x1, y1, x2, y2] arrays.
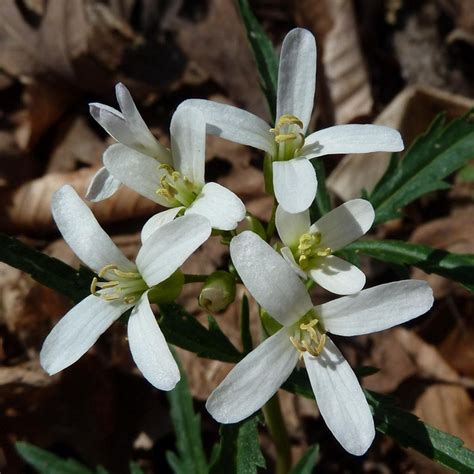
[[183, 274, 208, 283], [266, 198, 277, 241], [310, 159, 331, 220], [262, 393, 292, 474]]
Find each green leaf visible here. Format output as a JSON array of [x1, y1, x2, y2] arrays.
[[129, 462, 145, 474], [369, 110, 474, 224], [159, 303, 242, 363], [240, 294, 253, 354], [15, 441, 96, 474], [236, 0, 278, 120], [209, 416, 266, 474], [283, 370, 474, 473], [457, 162, 474, 182], [347, 239, 474, 291], [366, 391, 474, 474], [289, 445, 319, 474], [0, 233, 94, 303], [166, 352, 208, 474]]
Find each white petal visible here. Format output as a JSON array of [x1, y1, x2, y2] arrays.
[[276, 28, 316, 134], [85, 167, 122, 202], [185, 182, 246, 231], [280, 246, 307, 280], [40, 295, 129, 375], [230, 231, 312, 326], [115, 83, 172, 162], [275, 205, 310, 247], [301, 124, 404, 159], [103, 143, 170, 206], [52, 185, 134, 273], [304, 337, 375, 456], [141, 207, 183, 243], [89, 102, 143, 152], [127, 292, 180, 391], [273, 157, 317, 214], [309, 255, 366, 295], [206, 327, 298, 423], [137, 214, 211, 287], [178, 99, 275, 155], [310, 199, 374, 251], [170, 107, 205, 186], [318, 280, 434, 336]]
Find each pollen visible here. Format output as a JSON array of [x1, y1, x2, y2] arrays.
[[91, 263, 148, 305], [290, 314, 327, 358], [296, 232, 332, 271], [270, 114, 306, 161], [156, 164, 201, 207]]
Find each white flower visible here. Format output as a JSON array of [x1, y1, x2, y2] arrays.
[[180, 28, 404, 214], [88, 83, 246, 231], [40, 185, 211, 391], [276, 199, 374, 295], [206, 231, 433, 455]]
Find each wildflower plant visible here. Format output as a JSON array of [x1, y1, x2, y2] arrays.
[[4, 2, 474, 473]]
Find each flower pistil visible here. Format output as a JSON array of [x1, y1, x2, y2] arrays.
[[270, 114, 305, 161], [296, 232, 332, 271], [156, 164, 202, 207]]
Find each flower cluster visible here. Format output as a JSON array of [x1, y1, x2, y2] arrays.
[[41, 28, 433, 456]]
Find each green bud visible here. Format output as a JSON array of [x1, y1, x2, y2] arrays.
[[236, 214, 267, 240], [148, 270, 184, 304], [199, 271, 236, 313]]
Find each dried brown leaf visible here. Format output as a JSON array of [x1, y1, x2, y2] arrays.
[[295, 0, 373, 124], [171, 0, 267, 117], [0, 167, 158, 234], [409, 206, 474, 297], [327, 85, 474, 201]]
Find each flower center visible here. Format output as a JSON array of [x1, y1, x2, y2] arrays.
[[270, 114, 305, 161], [91, 264, 148, 305], [290, 311, 327, 358], [295, 232, 332, 271], [156, 164, 202, 207]]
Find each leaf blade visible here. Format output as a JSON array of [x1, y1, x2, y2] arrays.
[[369, 110, 474, 224], [346, 239, 474, 291]]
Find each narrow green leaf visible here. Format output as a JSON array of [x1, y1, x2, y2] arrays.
[[209, 416, 266, 474], [0, 233, 94, 303], [236, 0, 278, 120], [347, 239, 474, 291], [458, 162, 474, 182], [369, 110, 474, 224], [310, 159, 332, 220], [289, 445, 319, 474], [129, 462, 145, 474], [165, 352, 208, 474], [159, 303, 242, 363], [240, 294, 253, 354], [283, 370, 474, 473], [366, 391, 474, 474], [15, 441, 95, 474]]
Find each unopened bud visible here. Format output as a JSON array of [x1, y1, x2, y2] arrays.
[[199, 271, 236, 313], [148, 270, 184, 304], [236, 214, 267, 240]]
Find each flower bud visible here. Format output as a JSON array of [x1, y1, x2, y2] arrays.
[[148, 270, 184, 304], [236, 214, 267, 240], [199, 271, 236, 313]]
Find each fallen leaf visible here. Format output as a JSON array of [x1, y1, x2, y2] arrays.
[[295, 0, 374, 124], [327, 85, 474, 201]]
